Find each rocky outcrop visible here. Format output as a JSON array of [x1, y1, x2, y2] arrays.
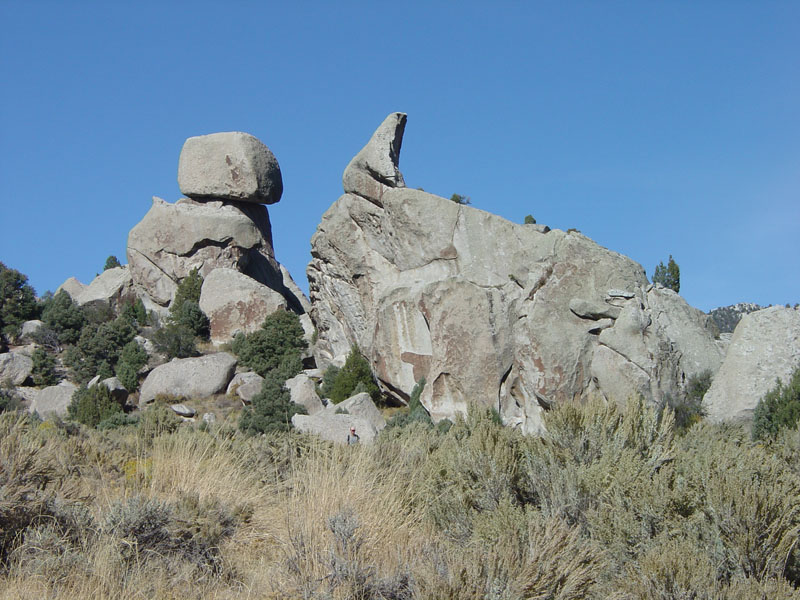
[[178, 132, 283, 204], [20, 320, 43, 340], [56, 277, 86, 300], [139, 352, 237, 405], [292, 413, 378, 445], [308, 114, 724, 433], [324, 392, 385, 431], [0, 351, 33, 385], [285, 372, 324, 415], [704, 306, 800, 423], [199, 268, 287, 344], [88, 376, 129, 405], [226, 371, 264, 404], [30, 382, 77, 418], [74, 266, 136, 310]]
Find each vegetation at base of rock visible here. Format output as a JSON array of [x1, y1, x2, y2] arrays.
[[63, 317, 136, 384], [103, 255, 121, 271], [151, 322, 198, 359], [708, 302, 764, 334], [238, 371, 307, 435], [0, 262, 39, 341], [665, 369, 711, 432], [231, 309, 306, 378], [386, 377, 431, 428], [115, 340, 148, 392], [0, 383, 21, 413], [322, 345, 381, 404], [30, 348, 58, 387], [67, 384, 124, 428], [524, 214, 536, 224], [752, 366, 800, 441], [652, 254, 680, 293], [235, 310, 307, 435], [0, 397, 797, 598], [120, 297, 147, 328], [164, 269, 209, 339], [449, 192, 471, 205], [40, 290, 86, 346]]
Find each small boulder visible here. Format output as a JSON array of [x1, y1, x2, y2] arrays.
[[20, 320, 43, 340], [203, 412, 216, 424], [75, 266, 135, 310], [0, 352, 33, 386], [171, 404, 196, 418], [227, 372, 265, 404], [325, 392, 384, 431], [285, 373, 324, 415], [139, 352, 237, 405], [569, 298, 621, 321], [291, 413, 377, 445], [30, 382, 77, 418], [101, 377, 129, 405], [178, 132, 283, 204], [199, 268, 287, 345]]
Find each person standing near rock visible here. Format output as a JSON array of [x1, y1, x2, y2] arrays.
[[347, 426, 360, 445]]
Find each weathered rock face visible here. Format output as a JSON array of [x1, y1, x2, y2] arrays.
[[704, 306, 800, 423], [292, 413, 378, 445], [308, 114, 724, 433], [324, 392, 385, 431], [30, 382, 77, 418], [178, 132, 283, 204], [75, 266, 136, 310], [285, 372, 324, 415], [343, 112, 406, 205], [127, 197, 284, 309], [0, 351, 33, 385], [199, 268, 287, 344], [139, 352, 237, 405]]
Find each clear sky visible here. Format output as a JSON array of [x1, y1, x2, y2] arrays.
[[1, 1, 797, 312]]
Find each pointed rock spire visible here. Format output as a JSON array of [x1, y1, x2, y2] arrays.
[[342, 112, 407, 206]]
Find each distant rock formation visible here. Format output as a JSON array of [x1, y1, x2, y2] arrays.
[[125, 132, 308, 343], [708, 302, 764, 334], [704, 306, 800, 422], [308, 114, 724, 433]]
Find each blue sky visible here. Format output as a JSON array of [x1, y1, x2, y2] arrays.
[[1, 1, 797, 312]]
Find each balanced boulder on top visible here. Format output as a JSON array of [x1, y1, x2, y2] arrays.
[[178, 132, 283, 204]]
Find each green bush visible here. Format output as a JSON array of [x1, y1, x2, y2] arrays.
[[231, 309, 306, 378], [67, 384, 124, 428], [96, 412, 139, 431], [753, 367, 800, 441], [172, 268, 203, 308], [386, 378, 432, 429], [63, 317, 136, 384], [524, 214, 536, 225], [238, 370, 307, 435], [120, 297, 147, 329], [652, 255, 680, 293], [40, 290, 86, 346], [169, 299, 209, 339], [0, 384, 21, 413], [450, 193, 471, 205], [138, 403, 182, 440], [103, 255, 121, 271], [151, 322, 198, 359], [324, 346, 380, 404], [31, 348, 58, 387], [115, 339, 148, 392], [0, 262, 39, 341]]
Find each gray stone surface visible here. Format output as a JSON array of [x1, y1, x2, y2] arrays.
[[101, 376, 129, 404], [704, 306, 800, 423], [171, 403, 196, 418], [127, 196, 284, 308], [178, 132, 283, 204], [203, 412, 216, 424], [308, 115, 725, 433], [285, 373, 324, 415], [20, 320, 43, 340], [199, 268, 287, 345], [75, 266, 135, 309], [56, 277, 86, 300], [30, 382, 77, 418], [139, 352, 237, 405], [291, 413, 377, 445], [325, 392, 384, 431], [0, 351, 33, 385], [569, 298, 621, 320], [227, 371, 264, 404], [342, 112, 406, 205]]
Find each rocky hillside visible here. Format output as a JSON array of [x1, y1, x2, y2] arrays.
[[308, 113, 726, 433]]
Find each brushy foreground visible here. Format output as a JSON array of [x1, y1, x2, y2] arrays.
[[1, 399, 799, 599]]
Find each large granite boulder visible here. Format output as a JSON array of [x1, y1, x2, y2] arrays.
[[74, 266, 136, 310], [178, 132, 283, 204], [292, 413, 378, 445], [20, 320, 44, 340], [0, 352, 33, 385], [139, 352, 237, 405], [127, 197, 285, 309], [285, 372, 324, 415], [56, 277, 86, 300], [308, 114, 724, 433], [704, 306, 800, 423], [324, 392, 385, 431], [30, 382, 77, 418], [199, 268, 287, 345]]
